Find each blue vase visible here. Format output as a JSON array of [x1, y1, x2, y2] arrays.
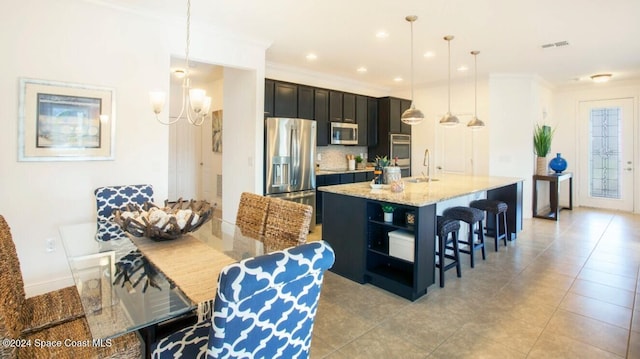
[[549, 153, 567, 173]]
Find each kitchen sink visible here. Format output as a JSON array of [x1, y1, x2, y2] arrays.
[[406, 178, 439, 183]]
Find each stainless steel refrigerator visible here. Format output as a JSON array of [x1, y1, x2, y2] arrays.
[[264, 117, 317, 229]]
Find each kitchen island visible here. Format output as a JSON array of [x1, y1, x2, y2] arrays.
[[318, 174, 523, 300]]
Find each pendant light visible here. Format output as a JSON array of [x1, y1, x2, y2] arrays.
[[439, 35, 459, 126], [400, 15, 424, 125], [149, 0, 211, 126], [467, 50, 485, 129]]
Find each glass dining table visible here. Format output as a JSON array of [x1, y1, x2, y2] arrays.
[[59, 218, 264, 347]]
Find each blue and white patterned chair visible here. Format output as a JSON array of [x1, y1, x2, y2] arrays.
[[151, 240, 335, 359], [95, 184, 154, 241]]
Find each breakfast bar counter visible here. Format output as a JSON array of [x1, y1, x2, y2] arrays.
[[318, 174, 523, 300]]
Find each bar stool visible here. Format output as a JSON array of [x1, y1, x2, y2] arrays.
[[470, 199, 508, 251], [435, 215, 461, 287], [442, 206, 486, 268]]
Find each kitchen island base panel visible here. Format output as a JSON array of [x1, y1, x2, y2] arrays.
[[322, 192, 368, 283]]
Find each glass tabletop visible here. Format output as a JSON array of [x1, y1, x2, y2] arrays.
[[59, 218, 264, 340]]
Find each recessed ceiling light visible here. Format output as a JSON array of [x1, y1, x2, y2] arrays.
[[357, 67, 367, 73], [590, 73, 612, 83], [423, 51, 435, 58], [173, 69, 186, 78], [306, 53, 317, 61], [457, 65, 469, 72], [393, 77, 403, 82], [376, 31, 389, 39]]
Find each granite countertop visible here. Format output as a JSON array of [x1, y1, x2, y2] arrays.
[[317, 174, 523, 207], [316, 167, 375, 175]]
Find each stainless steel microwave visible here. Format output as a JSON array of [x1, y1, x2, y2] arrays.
[[330, 122, 358, 145]]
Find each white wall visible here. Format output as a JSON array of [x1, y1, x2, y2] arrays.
[[0, 0, 267, 296], [488, 74, 553, 218], [554, 80, 640, 212]]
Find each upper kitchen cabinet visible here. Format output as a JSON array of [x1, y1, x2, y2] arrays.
[[264, 79, 274, 118], [356, 95, 368, 146], [329, 91, 343, 122], [273, 81, 298, 118], [399, 99, 412, 134], [298, 85, 314, 120], [369, 96, 411, 160], [315, 89, 330, 146], [381, 97, 412, 135], [367, 97, 378, 146], [343, 93, 356, 123]]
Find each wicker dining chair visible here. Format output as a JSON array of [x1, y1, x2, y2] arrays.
[[235, 192, 271, 239], [0, 215, 142, 359], [263, 198, 313, 252]]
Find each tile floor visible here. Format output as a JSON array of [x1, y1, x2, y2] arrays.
[[308, 208, 640, 358]]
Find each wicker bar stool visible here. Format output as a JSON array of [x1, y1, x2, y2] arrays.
[[470, 199, 508, 251], [442, 206, 486, 268], [435, 216, 462, 287]]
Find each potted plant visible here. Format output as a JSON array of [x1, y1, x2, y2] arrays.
[[355, 155, 365, 169], [533, 124, 554, 175], [381, 204, 395, 222]]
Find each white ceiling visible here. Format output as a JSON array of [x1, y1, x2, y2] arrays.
[[116, 0, 640, 89]]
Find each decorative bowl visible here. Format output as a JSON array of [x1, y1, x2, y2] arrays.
[[113, 199, 214, 241]]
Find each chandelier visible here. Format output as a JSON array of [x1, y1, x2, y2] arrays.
[[149, 0, 211, 126]]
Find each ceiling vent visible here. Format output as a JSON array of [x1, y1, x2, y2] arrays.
[[541, 41, 569, 49]]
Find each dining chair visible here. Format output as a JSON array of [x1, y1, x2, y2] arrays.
[[235, 192, 271, 239], [94, 184, 154, 242], [151, 240, 335, 358], [0, 215, 142, 358], [263, 198, 313, 252]]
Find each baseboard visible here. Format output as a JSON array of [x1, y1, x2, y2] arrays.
[[24, 275, 75, 298]]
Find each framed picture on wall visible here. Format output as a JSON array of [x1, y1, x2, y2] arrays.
[[18, 78, 116, 161], [212, 110, 222, 153]]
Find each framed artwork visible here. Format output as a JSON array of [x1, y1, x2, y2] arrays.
[[18, 78, 115, 161], [212, 110, 222, 153]]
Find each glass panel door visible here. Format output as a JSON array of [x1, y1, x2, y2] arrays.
[[579, 98, 634, 211]]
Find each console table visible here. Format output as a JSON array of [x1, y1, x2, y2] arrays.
[[532, 172, 573, 221]]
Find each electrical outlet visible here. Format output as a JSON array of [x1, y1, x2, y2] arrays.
[[317, 153, 322, 161], [45, 238, 56, 252]]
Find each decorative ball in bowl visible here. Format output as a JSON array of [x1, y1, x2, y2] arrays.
[[113, 199, 214, 241]]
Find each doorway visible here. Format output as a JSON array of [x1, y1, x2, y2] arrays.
[[578, 98, 635, 211]]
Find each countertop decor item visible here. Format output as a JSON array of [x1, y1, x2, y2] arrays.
[[114, 199, 214, 241], [549, 153, 567, 173], [533, 124, 554, 175]]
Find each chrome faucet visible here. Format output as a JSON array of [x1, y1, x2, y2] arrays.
[[422, 149, 430, 181]]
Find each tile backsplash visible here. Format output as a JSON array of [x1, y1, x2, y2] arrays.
[[316, 145, 368, 170]]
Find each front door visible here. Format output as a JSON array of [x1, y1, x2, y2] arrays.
[[578, 98, 635, 211]]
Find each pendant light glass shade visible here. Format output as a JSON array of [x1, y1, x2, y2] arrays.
[[401, 15, 424, 125], [439, 35, 459, 126], [467, 50, 485, 129]]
